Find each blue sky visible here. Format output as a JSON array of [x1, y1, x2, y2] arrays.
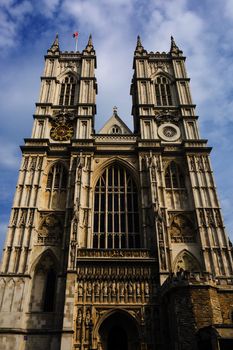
[[1, 0, 233, 253]]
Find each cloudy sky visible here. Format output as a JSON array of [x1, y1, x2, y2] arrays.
[[1, 0, 233, 252]]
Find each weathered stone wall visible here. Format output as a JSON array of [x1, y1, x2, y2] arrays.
[[218, 290, 233, 324]]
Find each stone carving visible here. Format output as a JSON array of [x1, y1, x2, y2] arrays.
[[214, 209, 222, 226], [22, 157, 29, 170], [169, 214, 195, 243], [206, 209, 215, 226], [189, 156, 196, 171], [37, 214, 62, 245], [11, 209, 18, 226], [19, 210, 27, 227], [175, 251, 200, 272], [29, 157, 37, 171]]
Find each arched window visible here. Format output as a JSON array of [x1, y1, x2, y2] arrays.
[[59, 75, 76, 106], [109, 125, 122, 134], [155, 76, 172, 106], [165, 161, 185, 188], [47, 163, 67, 191], [93, 164, 140, 249]]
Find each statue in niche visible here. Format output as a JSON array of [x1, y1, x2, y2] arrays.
[[144, 282, 149, 296], [78, 283, 83, 296], [94, 282, 100, 296], [136, 282, 141, 296], [111, 281, 116, 296], [120, 283, 125, 296], [103, 282, 108, 296], [87, 282, 92, 296]]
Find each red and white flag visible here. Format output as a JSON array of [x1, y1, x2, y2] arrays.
[[72, 32, 79, 51]]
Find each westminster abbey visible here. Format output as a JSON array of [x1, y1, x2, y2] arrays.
[[0, 35, 233, 350]]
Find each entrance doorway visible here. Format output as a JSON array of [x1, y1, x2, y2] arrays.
[[98, 310, 139, 350], [107, 326, 128, 350]]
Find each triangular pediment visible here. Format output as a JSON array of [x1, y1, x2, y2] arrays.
[[98, 109, 132, 135]]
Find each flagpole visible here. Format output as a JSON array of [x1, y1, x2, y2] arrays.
[[75, 37, 78, 52]]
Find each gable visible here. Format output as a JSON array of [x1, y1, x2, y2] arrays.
[[98, 112, 132, 134]]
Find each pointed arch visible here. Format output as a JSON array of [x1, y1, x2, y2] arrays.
[[57, 69, 80, 83], [58, 71, 79, 106], [2, 278, 15, 312], [92, 157, 139, 189], [30, 249, 58, 312], [46, 161, 68, 191], [92, 160, 141, 249], [152, 73, 174, 106], [0, 278, 6, 311], [173, 250, 201, 272]]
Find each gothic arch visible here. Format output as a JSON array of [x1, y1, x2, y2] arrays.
[[92, 157, 139, 189], [92, 160, 141, 249], [29, 248, 59, 276], [94, 309, 141, 350], [2, 278, 15, 312], [30, 249, 58, 312], [150, 70, 175, 83], [173, 249, 201, 273], [0, 278, 6, 311], [57, 69, 80, 83], [44, 159, 68, 177]]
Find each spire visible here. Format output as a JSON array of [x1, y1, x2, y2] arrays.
[[135, 35, 144, 52], [85, 34, 94, 52], [48, 33, 60, 53], [170, 35, 183, 56]]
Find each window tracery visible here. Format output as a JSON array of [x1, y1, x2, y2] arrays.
[[46, 163, 67, 192], [155, 76, 172, 106], [165, 161, 185, 189], [93, 164, 140, 249], [59, 75, 76, 106]]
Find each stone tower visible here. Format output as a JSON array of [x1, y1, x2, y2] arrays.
[[0, 35, 233, 350]]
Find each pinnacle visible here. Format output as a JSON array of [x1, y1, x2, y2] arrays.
[[85, 34, 94, 51], [49, 33, 59, 52], [170, 35, 182, 55], [135, 35, 144, 51]]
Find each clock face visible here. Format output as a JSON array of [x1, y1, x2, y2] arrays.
[[50, 124, 74, 141]]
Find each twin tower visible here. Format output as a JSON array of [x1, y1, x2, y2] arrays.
[[0, 34, 233, 350]]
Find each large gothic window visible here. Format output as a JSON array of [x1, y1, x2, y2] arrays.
[[59, 75, 76, 106], [47, 163, 67, 192], [93, 164, 140, 249], [155, 76, 172, 106], [165, 161, 185, 189]]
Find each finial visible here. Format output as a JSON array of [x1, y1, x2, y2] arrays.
[[49, 33, 59, 53], [113, 106, 118, 115], [135, 35, 144, 51], [85, 34, 94, 52], [170, 35, 182, 55]]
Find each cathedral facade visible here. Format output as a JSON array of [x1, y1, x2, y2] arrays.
[[0, 35, 233, 350]]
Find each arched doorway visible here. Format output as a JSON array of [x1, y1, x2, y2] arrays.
[[98, 311, 140, 350], [107, 326, 128, 350]]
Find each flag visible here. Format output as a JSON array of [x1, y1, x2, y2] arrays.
[[73, 32, 79, 38]]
